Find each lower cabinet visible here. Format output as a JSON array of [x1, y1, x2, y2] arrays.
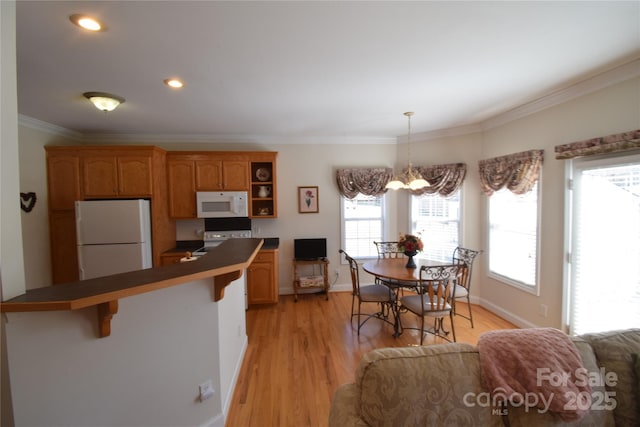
[[247, 249, 279, 305], [160, 253, 187, 266]]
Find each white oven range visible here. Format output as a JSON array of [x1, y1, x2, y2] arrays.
[[192, 229, 252, 256]]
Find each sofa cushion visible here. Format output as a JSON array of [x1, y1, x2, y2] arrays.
[[355, 343, 501, 426], [581, 328, 640, 426]]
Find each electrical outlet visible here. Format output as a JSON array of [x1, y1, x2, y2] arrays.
[[334, 269, 339, 276], [539, 304, 548, 318], [199, 380, 215, 402]]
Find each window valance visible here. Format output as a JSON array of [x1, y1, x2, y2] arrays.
[[410, 163, 467, 197], [554, 129, 640, 159], [336, 168, 393, 199], [478, 149, 544, 196]]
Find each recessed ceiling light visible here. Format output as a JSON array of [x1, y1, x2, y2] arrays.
[[69, 14, 104, 32], [164, 78, 185, 89]]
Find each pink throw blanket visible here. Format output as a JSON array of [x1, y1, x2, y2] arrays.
[[477, 328, 592, 421]]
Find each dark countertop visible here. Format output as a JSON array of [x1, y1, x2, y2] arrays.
[[164, 237, 279, 255], [2, 238, 263, 312]]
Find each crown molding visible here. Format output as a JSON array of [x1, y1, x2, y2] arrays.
[[480, 58, 640, 132], [18, 115, 83, 141], [79, 132, 397, 145]]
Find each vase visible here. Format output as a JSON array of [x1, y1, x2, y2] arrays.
[[404, 251, 418, 268]]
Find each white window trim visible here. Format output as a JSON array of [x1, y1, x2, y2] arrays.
[[486, 177, 542, 296], [562, 151, 640, 334], [409, 189, 463, 263], [339, 193, 387, 262]]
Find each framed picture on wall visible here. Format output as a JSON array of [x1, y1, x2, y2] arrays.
[[298, 186, 319, 213]]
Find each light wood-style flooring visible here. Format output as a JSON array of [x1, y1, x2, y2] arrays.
[[225, 291, 516, 426]]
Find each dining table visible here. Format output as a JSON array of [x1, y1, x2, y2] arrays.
[[362, 257, 449, 337]]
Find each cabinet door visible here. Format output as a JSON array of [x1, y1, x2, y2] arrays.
[[83, 156, 118, 197], [49, 211, 79, 284], [247, 262, 277, 304], [47, 155, 81, 210], [118, 156, 153, 196], [247, 250, 278, 304], [195, 160, 223, 190], [222, 161, 250, 190], [160, 254, 186, 266], [167, 160, 196, 218]]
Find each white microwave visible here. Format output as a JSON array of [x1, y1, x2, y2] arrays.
[[196, 191, 248, 218]]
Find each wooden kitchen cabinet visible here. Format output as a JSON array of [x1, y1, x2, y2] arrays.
[[83, 154, 153, 198], [167, 158, 196, 218], [47, 152, 81, 211], [160, 253, 189, 266], [167, 152, 251, 218], [249, 152, 278, 218], [46, 146, 175, 284], [247, 249, 279, 305], [48, 210, 79, 284], [195, 159, 249, 191]]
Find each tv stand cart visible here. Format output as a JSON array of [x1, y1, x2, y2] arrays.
[[292, 258, 329, 302]]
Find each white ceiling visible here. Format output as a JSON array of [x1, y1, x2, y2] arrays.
[[15, 1, 640, 143]]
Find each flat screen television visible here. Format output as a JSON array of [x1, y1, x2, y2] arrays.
[[294, 238, 327, 260]]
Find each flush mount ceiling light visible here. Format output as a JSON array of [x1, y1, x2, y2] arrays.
[[69, 14, 104, 31], [385, 112, 430, 190], [164, 78, 185, 89], [83, 92, 125, 112]]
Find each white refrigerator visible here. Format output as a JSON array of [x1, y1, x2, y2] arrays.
[[76, 199, 152, 280]]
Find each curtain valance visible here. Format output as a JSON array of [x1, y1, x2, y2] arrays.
[[410, 163, 467, 197], [336, 168, 393, 199], [554, 129, 640, 159], [478, 149, 544, 196]]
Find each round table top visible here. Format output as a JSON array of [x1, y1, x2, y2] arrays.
[[362, 258, 448, 282]]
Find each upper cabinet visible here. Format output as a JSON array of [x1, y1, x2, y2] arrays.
[[250, 152, 278, 218], [167, 152, 276, 219], [83, 152, 153, 198]]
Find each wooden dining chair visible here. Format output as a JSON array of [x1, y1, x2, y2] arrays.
[[339, 249, 395, 335], [452, 247, 480, 328], [398, 264, 460, 344]]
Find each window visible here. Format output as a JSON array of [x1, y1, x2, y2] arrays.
[[341, 193, 384, 258], [410, 191, 461, 262], [568, 154, 640, 334], [488, 181, 540, 292]]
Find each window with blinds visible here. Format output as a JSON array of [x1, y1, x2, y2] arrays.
[[569, 155, 640, 334], [341, 194, 385, 258], [488, 182, 540, 292], [410, 191, 460, 262]]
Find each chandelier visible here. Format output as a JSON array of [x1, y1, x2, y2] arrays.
[[385, 112, 429, 190]]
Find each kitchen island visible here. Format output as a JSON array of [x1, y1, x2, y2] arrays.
[[2, 238, 260, 427], [1, 238, 263, 337]]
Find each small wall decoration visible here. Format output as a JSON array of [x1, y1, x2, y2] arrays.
[[20, 192, 37, 213], [298, 186, 319, 213]]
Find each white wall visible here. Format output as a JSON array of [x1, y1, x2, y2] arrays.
[[5, 276, 247, 427]]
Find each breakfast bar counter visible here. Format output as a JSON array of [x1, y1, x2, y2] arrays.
[[1, 238, 263, 337]]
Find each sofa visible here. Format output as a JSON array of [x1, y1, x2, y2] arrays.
[[329, 328, 640, 426]]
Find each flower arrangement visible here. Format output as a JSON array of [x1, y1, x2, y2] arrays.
[[398, 233, 424, 254]]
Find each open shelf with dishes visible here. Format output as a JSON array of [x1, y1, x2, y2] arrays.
[[250, 155, 277, 218]]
